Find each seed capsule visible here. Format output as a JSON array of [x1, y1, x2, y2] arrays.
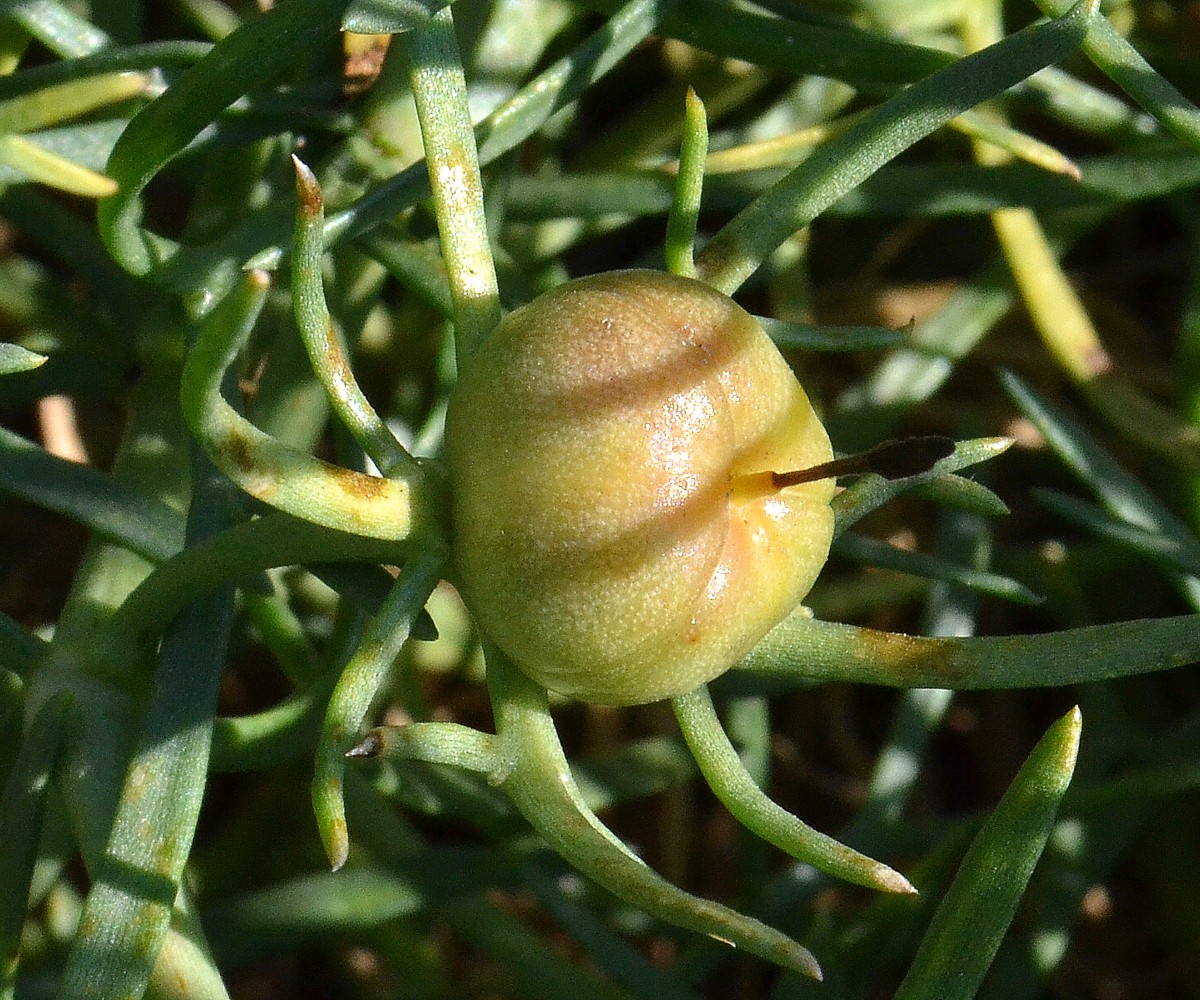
[[446, 269, 835, 705]]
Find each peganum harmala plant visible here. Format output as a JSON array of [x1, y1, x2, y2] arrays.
[[2, 0, 1200, 997]]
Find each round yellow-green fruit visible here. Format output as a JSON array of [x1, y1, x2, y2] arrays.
[[445, 270, 834, 705]]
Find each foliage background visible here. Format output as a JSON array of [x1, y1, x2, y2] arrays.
[[2, 0, 1200, 998]]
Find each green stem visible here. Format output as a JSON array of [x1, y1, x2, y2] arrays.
[[665, 88, 707, 279], [486, 648, 823, 980], [671, 685, 914, 894], [349, 722, 499, 775], [406, 8, 500, 366], [313, 548, 447, 870], [100, 513, 404, 676], [290, 158, 421, 480]]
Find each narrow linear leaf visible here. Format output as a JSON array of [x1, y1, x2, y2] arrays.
[[0, 120, 126, 182], [833, 533, 1042, 606], [694, 0, 1097, 293], [181, 272, 424, 543], [313, 550, 445, 869], [1034, 487, 1200, 579], [911, 474, 1011, 518], [500, 152, 1200, 223], [1031, 0, 1200, 151], [1004, 371, 1200, 554], [487, 649, 823, 981], [202, 868, 424, 967], [1005, 370, 1200, 606], [0, 342, 45, 374], [672, 685, 914, 894], [0, 71, 146, 134], [0, 41, 210, 102], [56, 459, 235, 1000], [737, 613, 1200, 691], [659, 2, 952, 88], [0, 425, 183, 562], [758, 316, 908, 351], [100, 511, 405, 673], [664, 87, 706, 279], [893, 707, 1081, 1000], [0, 692, 71, 1000], [342, 0, 455, 34], [406, 8, 499, 363], [5, 0, 108, 58], [290, 158, 418, 479], [0, 133, 116, 197], [833, 437, 1013, 535]]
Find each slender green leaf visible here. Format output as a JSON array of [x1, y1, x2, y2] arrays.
[[893, 707, 1080, 1000], [0, 425, 183, 562], [833, 533, 1043, 606], [695, 1, 1097, 293], [0, 71, 146, 133], [759, 317, 908, 351], [0, 41, 209, 102], [0, 131, 116, 196], [313, 549, 445, 869], [833, 437, 1013, 535], [487, 649, 823, 981], [1035, 488, 1200, 578], [1031, 0, 1200, 151], [203, 867, 424, 966], [342, 0, 455, 34], [1004, 370, 1200, 605], [98, 0, 349, 277], [672, 684, 913, 894], [1, 0, 108, 58], [736, 613, 1200, 691], [0, 342, 44, 373], [0, 692, 70, 1000], [56, 459, 235, 1000]]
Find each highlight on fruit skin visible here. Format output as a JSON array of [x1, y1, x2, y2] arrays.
[[445, 269, 835, 705]]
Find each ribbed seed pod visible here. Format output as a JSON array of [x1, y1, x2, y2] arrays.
[[446, 269, 834, 705]]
